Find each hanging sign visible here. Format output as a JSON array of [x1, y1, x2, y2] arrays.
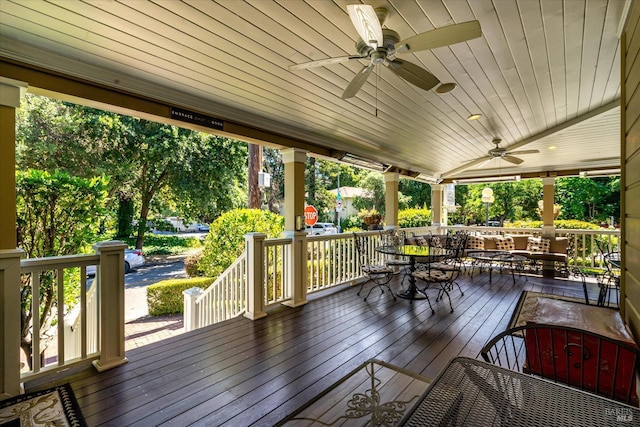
[[170, 107, 224, 130]]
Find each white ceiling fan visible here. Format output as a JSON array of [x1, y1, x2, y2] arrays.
[[289, 4, 482, 99], [475, 138, 540, 168]]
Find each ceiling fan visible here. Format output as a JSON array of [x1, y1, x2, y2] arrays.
[[289, 4, 482, 99], [476, 138, 540, 168]]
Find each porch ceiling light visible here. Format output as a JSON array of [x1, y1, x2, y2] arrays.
[[467, 113, 482, 121]]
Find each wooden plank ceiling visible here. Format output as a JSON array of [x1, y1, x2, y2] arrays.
[[0, 0, 630, 181]]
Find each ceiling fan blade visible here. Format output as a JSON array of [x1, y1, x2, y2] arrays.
[[386, 59, 440, 91], [347, 4, 383, 48], [506, 149, 540, 155], [289, 55, 363, 70], [394, 20, 482, 54], [503, 155, 525, 165], [342, 64, 374, 99]]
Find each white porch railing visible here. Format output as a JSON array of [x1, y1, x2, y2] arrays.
[[184, 225, 620, 331], [19, 254, 100, 381], [440, 225, 621, 268], [1, 241, 127, 394]]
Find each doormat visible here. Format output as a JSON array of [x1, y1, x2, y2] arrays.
[[0, 383, 86, 427], [508, 290, 587, 331]]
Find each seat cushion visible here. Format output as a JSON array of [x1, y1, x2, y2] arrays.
[[363, 264, 393, 274], [509, 235, 532, 250], [412, 270, 451, 281]]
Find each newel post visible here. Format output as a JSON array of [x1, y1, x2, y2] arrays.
[[0, 249, 24, 399], [92, 241, 128, 372], [183, 287, 203, 332], [244, 233, 267, 320], [282, 231, 308, 308]]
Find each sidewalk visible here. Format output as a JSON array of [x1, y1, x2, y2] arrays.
[[124, 253, 190, 350], [125, 314, 185, 351]]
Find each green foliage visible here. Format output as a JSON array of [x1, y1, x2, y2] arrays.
[[184, 249, 204, 277], [555, 177, 620, 222], [16, 169, 109, 258], [352, 171, 386, 214], [398, 208, 432, 228], [505, 219, 602, 230], [341, 215, 364, 232], [399, 178, 431, 208], [199, 209, 284, 278], [120, 234, 202, 255], [147, 277, 214, 315], [15, 169, 110, 367]]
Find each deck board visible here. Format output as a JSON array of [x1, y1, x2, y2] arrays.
[[27, 269, 601, 426]]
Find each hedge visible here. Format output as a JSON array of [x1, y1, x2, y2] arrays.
[[146, 277, 214, 316]]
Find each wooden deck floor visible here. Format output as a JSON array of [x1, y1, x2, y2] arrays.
[[32, 269, 600, 426]]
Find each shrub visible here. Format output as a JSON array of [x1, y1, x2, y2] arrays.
[[147, 277, 214, 316], [184, 249, 204, 277], [199, 209, 284, 278], [505, 219, 601, 230], [398, 208, 431, 228]]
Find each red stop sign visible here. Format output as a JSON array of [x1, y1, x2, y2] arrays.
[[304, 205, 318, 226]]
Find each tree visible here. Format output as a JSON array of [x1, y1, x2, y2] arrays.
[[556, 177, 620, 222], [399, 179, 431, 208], [16, 169, 109, 368], [262, 148, 284, 213], [17, 94, 248, 245]]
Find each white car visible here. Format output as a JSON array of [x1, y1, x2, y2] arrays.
[[86, 249, 145, 275], [306, 223, 338, 235]]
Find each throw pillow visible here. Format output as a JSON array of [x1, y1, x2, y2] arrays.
[[466, 235, 485, 250], [495, 236, 515, 251], [527, 237, 551, 252], [415, 236, 428, 246]]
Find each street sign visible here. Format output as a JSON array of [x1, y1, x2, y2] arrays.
[[304, 205, 318, 226]]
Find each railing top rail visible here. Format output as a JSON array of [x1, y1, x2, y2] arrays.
[[264, 237, 293, 246], [439, 225, 620, 236], [20, 253, 100, 272]]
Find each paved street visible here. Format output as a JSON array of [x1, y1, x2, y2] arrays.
[[124, 255, 188, 321]]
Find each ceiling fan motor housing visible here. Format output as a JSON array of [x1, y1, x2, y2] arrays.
[[355, 29, 399, 56]]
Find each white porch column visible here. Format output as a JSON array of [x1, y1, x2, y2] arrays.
[[0, 78, 27, 250], [281, 148, 307, 232], [244, 233, 267, 320], [431, 184, 444, 226], [281, 148, 308, 308], [541, 177, 556, 236], [0, 249, 24, 399], [92, 241, 128, 372], [541, 177, 557, 277], [384, 172, 400, 229]]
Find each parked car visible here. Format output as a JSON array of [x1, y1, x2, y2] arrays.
[[86, 249, 145, 275], [306, 222, 338, 235], [197, 223, 210, 232]]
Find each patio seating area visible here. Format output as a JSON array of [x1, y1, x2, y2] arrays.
[[27, 266, 604, 426]]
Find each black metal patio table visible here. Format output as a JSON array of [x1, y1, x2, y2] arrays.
[[469, 251, 527, 285], [376, 245, 445, 300], [400, 356, 640, 426]]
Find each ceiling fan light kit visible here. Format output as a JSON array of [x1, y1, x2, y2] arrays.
[[435, 83, 456, 94], [289, 5, 482, 99]]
